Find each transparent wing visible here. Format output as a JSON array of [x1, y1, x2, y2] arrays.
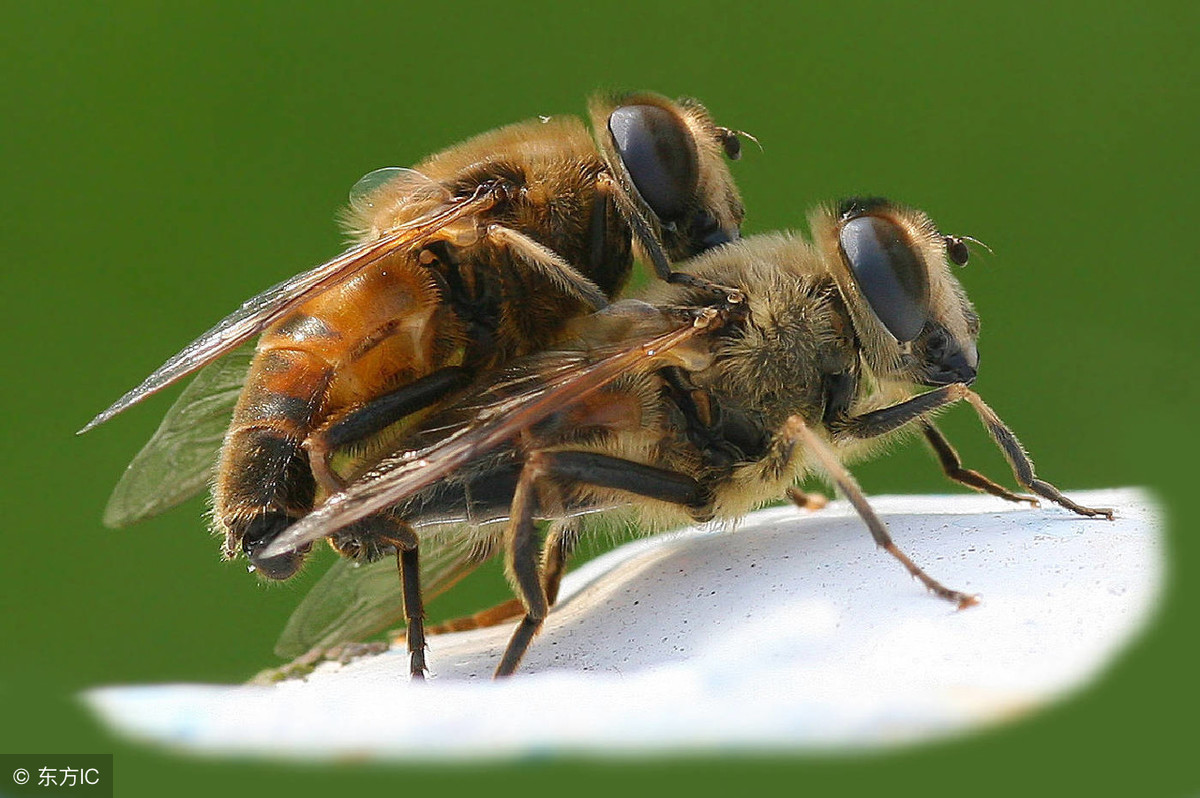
[[102, 342, 254, 528], [261, 302, 731, 559], [79, 178, 498, 434], [273, 531, 499, 659]]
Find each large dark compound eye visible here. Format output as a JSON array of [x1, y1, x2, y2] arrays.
[[839, 215, 931, 342], [609, 105, 699, 223]]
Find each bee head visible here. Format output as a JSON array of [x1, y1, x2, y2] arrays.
[[592, 92, 746, 260], [814, 197, 980, 387]]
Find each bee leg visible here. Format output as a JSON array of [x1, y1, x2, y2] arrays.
[[380, 525, 427, 680], [960, 390, 1114, 520], [495, 455, 552, 678], [398, 547, 427, 680], [920, 420, 1039, 506], [600, 172, 675, 283], [304, 366, 474, 494], [786, 487, 828, 511], [838, 385, 1113, 519], [494, 454, 702, 677], [835, 384, 970, 439], [422, 520, 581, 637], [484, 224, 609, 311], [542, 518, 581, 607], [426, 599, 526, 635], [787, 416, 978, 609], [586, 176, 631, 295]]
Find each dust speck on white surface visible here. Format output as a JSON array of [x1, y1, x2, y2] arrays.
[[86, 489, 1160, 760]]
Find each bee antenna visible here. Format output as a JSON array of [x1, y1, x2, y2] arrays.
[[735, 129, 764, 152], [945, 233, 995, 267], [960, 235, 994, 256], [715, 127, 763, 161]]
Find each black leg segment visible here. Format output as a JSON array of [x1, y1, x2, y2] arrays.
[[921, 420, 1038, 506], [542, 450, 705, 507], [319, 366, 474, 451]]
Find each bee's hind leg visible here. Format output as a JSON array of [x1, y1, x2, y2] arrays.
[[425, 519, 580, 637], [494, 455, 551, 678], [494, 452, 702, 677], [303, 366, 474, 495], [378, 523, 428, 680]]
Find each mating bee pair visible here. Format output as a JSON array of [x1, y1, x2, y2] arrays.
[[86, 91, 1111, 679]]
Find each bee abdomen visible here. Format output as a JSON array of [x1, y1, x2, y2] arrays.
[[214, 347, 333, 570], [218, 426, 317, 517]]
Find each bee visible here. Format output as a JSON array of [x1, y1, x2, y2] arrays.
[[83, 91, 748, 583], [261, 196, 1114, 679]]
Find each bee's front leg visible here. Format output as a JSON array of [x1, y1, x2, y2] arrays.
[[785, 416, 978, 610], [832, 384, 1113, 520], [920, 419, 1038, 506]]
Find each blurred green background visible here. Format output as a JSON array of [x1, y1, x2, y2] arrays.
[[2, 1, 1195, 795]]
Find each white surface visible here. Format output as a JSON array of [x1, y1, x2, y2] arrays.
[[86, 488, 1160, 759]]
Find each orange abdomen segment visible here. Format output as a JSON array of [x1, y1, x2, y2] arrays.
[[213, 254, 453, 558]]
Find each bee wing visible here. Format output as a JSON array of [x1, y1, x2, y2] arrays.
[[102, 342, 255, 528], [261, 304, 729, 559], [273, 532, 497, 659], [79, 179, 499, 434]]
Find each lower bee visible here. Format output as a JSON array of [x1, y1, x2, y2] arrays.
[[263, 197, 1113, 679], [84, 91, 749, 581]]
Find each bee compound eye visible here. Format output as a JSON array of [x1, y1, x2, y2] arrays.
[[608, 105, 700, 223], [839, 216, 931, 342]]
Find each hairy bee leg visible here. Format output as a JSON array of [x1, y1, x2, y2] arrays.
[[419, 520, 581, 637], [495, 456, 551, 678], [304, 366, 475, 494], [788, 417, 978, 609], [600, 172, 675, 282], [839, 384, 1112, 519], [787, 487, 829, 511], [425, 599, 526, 635], [961, 390, 1114, 520], [837, 384, 970, 439], [380, 526, 427, 680], [542, 518, 581, 607], [921, 420, 1039, 506], [484, 225, 609, 311], [540, 451, 705, 504], [587, 177, 612, 271], [494, 454, 704, 677], [606, 178, 742, 299]]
